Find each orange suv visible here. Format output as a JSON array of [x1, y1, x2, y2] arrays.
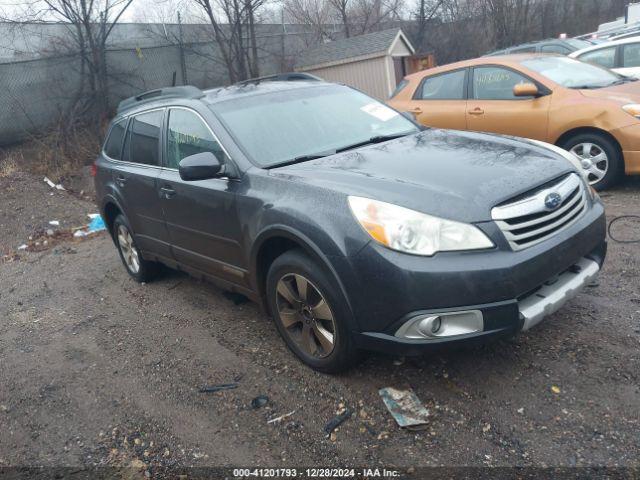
[[388, 54, 640, 189]]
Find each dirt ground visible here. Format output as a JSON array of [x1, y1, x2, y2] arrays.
[[0, 170, 639, 475]]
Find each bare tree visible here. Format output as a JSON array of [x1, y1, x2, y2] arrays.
[[412, 0, 447, 51], [190, 0, 267, 82], [328, 0, 350, 37], [284, 0, 336, 46], [9, 0, 135, 125], [325, 0, 406, 37]]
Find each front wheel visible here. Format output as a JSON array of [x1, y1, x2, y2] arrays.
[[561, 133, 623, 191], [266, 250, 361, 373]]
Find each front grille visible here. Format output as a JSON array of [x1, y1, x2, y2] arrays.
[[491, 173, 588, 251]]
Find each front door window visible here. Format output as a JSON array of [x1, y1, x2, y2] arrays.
[[166, 109, 227, 169], [473, 67, 533, 100]]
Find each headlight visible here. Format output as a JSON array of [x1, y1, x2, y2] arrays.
[[622, 104, 640, 118], [348, 196, 494, 256]]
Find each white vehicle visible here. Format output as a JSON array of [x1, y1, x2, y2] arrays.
[[570, 36, 640, 79]]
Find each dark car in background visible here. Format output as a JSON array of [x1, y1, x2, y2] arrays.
[[486, 38, 593, 56], [95, 77, 607, 372]]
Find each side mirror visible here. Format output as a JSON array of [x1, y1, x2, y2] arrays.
[[179, 152, 224, 181], [513, 82, 539, 97]]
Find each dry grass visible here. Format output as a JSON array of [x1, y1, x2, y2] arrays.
[[0, 121, 105, 183], [0, 151, 20, 178]]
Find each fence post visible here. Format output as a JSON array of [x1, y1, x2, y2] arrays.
[[178, 12, 188, 85], [280, 7, 287, 73]]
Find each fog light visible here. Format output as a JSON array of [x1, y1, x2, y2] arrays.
[[417, 316, 441, 337], [396, 310, 484, 340], [430, 317, 441, 334]]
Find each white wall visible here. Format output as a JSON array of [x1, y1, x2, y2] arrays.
[[304, 56, 391, 100]]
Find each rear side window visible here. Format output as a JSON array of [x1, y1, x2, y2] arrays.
[[416, 70, 466, 100], [541, 44, 571, 54], [511, 46, 536, 53], [166, 109, 227, 169], [104, 119, 126, 160], [579, 47, 616, 69], [473, 67, 531, 100], [622, 43, 640, 67], [122, 110, 163, 166]]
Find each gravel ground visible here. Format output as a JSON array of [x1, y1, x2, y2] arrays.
[[0, 171, 96, 256], [0, 172, 638, 474]]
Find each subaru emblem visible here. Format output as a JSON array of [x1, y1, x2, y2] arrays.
[[544, 192, 562, 210]]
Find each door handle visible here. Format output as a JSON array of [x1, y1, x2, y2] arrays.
[[116, 175, 127, 187], [160, 185, 176, 198], [468, 107, 484, 115], [407, 107, 423, 114]]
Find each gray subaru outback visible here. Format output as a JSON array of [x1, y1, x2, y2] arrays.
[[95, 76, 607, 372]]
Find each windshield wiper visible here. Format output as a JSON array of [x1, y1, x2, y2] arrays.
[[335, 132, 413, 153], [266, 150, 336, 169], [570, 77, 637, 89], [569, 84, 603, 90], [265, 131, 415, 169], [608, 77, 638, 86]]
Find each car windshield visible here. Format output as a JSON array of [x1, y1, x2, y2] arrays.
[[521, 56, 624, 88], [210, 84, 419, 168]]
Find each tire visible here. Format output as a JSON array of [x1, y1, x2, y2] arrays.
[[112, 214, 160, 283], [561, 133, 623, 191], [266, 250, 361, 373]]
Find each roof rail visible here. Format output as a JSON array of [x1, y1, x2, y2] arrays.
[[117, 85, 204, 114], [234, 72, 323, 87]]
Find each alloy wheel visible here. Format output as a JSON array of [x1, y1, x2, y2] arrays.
[[117, 224, 140, 274], [275, 273, 336, 358], [569, 142, 609, 185]]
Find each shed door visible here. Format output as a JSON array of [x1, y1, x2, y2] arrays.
[[393, 58, 406, 86]]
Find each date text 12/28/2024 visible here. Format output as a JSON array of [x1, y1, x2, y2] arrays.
[[232, 468, 403, 478]]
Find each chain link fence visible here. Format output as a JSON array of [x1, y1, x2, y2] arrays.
[[0, 37, 302, 146], [0, 54, 83, 145], [0, 44, 191, 145]]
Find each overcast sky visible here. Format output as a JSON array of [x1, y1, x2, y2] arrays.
[[0, 0, 287, 23]]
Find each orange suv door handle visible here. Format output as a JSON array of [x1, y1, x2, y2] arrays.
[[408, 107, 422, 114], [468, 107, 484, 115]]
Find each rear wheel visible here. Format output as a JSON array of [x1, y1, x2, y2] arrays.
[[561, 133, 623, 190], [113, 214, 160, 282], [266, 250, 361, 373]]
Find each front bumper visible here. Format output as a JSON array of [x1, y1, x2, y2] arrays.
[[353, 246, 605, 355], [339, 201, 607, 355], [611, 123, 640, 174], [519, 256, 600, 331], [621, 150, 640, 175]]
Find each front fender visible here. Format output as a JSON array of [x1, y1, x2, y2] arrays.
[[99, 191, 129, 241], [249, 223, 359, 327]]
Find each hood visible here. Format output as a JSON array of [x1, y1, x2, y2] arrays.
[[271, 129, 575, 223], [579, 81, 640, 104]]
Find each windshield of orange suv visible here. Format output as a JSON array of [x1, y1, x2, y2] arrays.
[[211, 84, 419, 168], [521, 56, 633, 89]]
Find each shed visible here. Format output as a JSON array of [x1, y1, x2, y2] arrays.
[[294, 28, 415, 100]]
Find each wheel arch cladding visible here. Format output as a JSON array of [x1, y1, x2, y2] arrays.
[[251, 227, 354, 319], [102, 200, 122, 237], [555, 126, 623, 156]]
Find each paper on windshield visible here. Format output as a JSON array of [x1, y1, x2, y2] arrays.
[[360, 103, 398, 122]]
